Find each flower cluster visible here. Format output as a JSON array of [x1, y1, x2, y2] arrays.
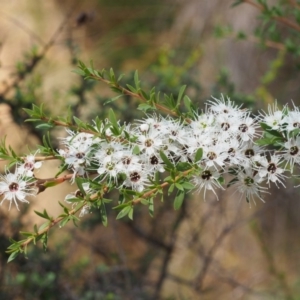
[[0, 153, 41, 210], [1, 95, 299, 211]]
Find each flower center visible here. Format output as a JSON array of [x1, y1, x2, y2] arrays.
[[239, 124, 248, 133], [24, 162, 34, 170], [76, 152, 85, 159], [145, 139, 153, 147], [290, 146, 299, 156], [9, 182, 19, 192], [244, 176, 254, 186], [245, 149, 254, 158], [122, 156, 131, 165], [130, 172, 141, 182], [201, 170, 212, 180], [150, 155, 159, 165], [106, 162, 115, 171], [293, 122, 300, 128], [207, 151, 217, 160], [267, 163, 277, 173], [228, 148, 235, 156], [75, 190, 84, 198], [221, 123, 230, 131], [106, 148, 114, 155]]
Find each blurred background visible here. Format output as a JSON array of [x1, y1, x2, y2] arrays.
[[0, 0, 300, 299]]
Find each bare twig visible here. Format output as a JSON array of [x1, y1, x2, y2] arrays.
[[243, 0, 300, 32]]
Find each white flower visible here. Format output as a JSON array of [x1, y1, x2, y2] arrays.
[[281, 101, 300, 132], [239, 143, 264, 168], [59, 131, 97, 179], [136, 128, 164, 156], [260, 101, 285, 131], [257, 155, 287, 187], [214, 113, 239, 139], [222, 138, 244, 166], [192, 168, 224, 200], [115, 150, 141, 173], [283, 137, 300, 172], [0, 170, 37, 210], [143, 153, 165, 173], [65, 182, 91, 204], [237, 114, 258, 142], [97, 156, 119, 183], [123, 168, 150, 192], [202, 143, 227, 169], [190, 112, 215, 136], [207, 95, 243, 117], [79, 204, 92, 217], [233, 168, 268, 205], [17, 151, 42, 177]]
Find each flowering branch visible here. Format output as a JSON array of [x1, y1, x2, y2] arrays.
[[2, 61, 300, 263]]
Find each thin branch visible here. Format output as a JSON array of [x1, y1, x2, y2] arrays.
[[0, 2, 80, 98], [20, 201, 86, 250], [88, 73, 188, 121], [243, 0, 300, 32], [288, 0, 300, 10], [0, 11, 46, 46]]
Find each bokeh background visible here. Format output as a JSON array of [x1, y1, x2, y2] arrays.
[[0, 0, 300, 299]]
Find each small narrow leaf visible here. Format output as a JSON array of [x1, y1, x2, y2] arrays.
[[108, 109, 118, 128], [149, 198, 154, 217], [195, 148, 203, 162], [160, 151, 174, 169], [100, 201, 108, 227], [174, 191, 185, 210], [176, 85, 187, 107], [7, 251, 20, 263], [116, 206, 132, 220]]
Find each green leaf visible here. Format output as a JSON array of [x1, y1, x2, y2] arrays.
[[149, 198, 154, 217], [34, 209, 51, 220], [7, 251, 20, 263], [217, 176, 225, 185], [176, 85, 186, 107], [174, 191, 185, 210], [20, 231, 33, 237], [36, 123, 54, 129], [160, 150, 174, 169], [176, 162, 191, 171], [182, 182, 195, 190], [104, 94, 123, 105], [126, 84, 137, 93], [195, 148, 203, 162], [138, 103, 153, 111], [109, 68, 116, 82], [260, 123, 283, 138], [73, 116, 82, 126], [134, 70, 140, 90], [108, 109, 118, 128], [75, 178, 86, 196], [132, 145, 140, 155], [59, 216, 70, 228], [100, 201, 108, 227], [168, 183, 175, 194], [116, 206, 132, 219], [117, 73, 125, 81], [128, 207, 134, 220], [183, 95, 191, 111], [175, 182, 184, 191]]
